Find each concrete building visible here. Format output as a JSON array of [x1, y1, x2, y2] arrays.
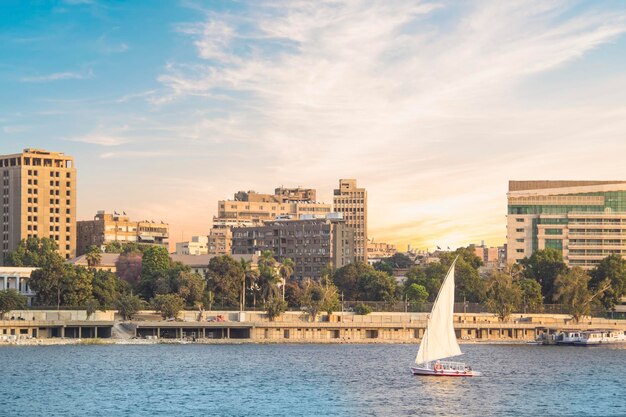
[[212, 187, 332, 256], [333, 179, 368, 261], [1, 149, 77, 263], [77, 211, 169, 255], [176, 236, 209, 255], [0, 266, 37, 306], [507, 180, 626, 269], [69, 253, 121, 273], [367, 239, 397, 261], [231, 216, 355, 280]]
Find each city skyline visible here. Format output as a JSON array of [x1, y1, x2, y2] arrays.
[[2, 1, 626, 251]]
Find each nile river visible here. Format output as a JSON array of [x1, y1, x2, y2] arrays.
[[2, 344, 624, 416]]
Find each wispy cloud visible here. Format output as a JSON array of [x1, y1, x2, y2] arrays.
[[21, 69, 94, 83], [149, 0, 626, 250]]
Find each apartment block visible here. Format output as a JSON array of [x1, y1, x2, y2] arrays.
[[333, 179, 367, 261], [367, 240, 397, 261], [507, 180, 626, 269], [1, 149, 76, 263], [231, 216, 355, 280], [175, 236, 209, 255], [77, 211, 169, 255]]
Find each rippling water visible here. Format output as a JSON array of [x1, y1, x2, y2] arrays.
[[2, 343, 624, 416]]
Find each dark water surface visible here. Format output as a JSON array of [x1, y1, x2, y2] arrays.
[[1, 343, 624, 416]]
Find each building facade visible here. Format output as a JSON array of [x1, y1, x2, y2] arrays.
[[0, 266, 37, 306], [507, 180, 626, 269], [367, 239, 397, 261], [77, 211, 169, 255], [175, 236, 209, 255], [1, 149, 77, 263], [231, 217, 355, 280], [333, 179, 368, 261]]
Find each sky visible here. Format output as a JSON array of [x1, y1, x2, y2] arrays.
[[1, 0, 626, 252]]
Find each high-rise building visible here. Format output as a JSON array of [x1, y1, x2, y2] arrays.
[[76, 211, 169, 255], [231, 216, 354, 280], [507, 180, 626, 269], [333, 179, 367, 261], [1, 149, 76, 263]]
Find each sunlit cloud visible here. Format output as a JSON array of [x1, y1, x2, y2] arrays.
[[21, 69, 94, 82]]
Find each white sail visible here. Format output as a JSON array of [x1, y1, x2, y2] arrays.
[[415, 260, 462, 365]]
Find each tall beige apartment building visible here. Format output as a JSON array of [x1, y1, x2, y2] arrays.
[[77, 211, 169, 255], [210, 187, 332, 255], [333, 179, 367, 261], [1, 149, 77, 264], [507, 180, 626, 269]]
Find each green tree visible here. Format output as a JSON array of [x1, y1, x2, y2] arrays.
[[485, 269, 522, 322], [92, 270, 129, 309], [265, 296, 288, 321], [257, 252, 280, 304], [333, 262, 374, 300], [176, 271, 206, 306], [404, 264, 445, 302], [554, 267, 610, 322], [0, 289, 27, 319], [380, 253, 415, 269], [520, 248, 568, 301], [85, 298, 99, 319], [153, 294, 185, 319], [278, 257, 295, 299], [138, 246, 171, 298], [206, 255, 244, 308], [590, 254, 626, 310], [439, 248, 485, 302], [5, 237, 63, 267], [115, 293, 144, 320], [28, 258, 67, 307], [519, 278, 544, 313], [300, 280, 340, 321], [358, 269, 399, 302], [85, 246, 102, 269], [405, 283, 429, 303], [62, 266, 94, 307]]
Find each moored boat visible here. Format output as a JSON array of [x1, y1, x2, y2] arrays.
[[573, 330, 626, 346], [555, 331, 582, 345]]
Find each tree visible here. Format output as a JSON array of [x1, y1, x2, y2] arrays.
[[405, 283, 428, 303], [554, 267, 610, 323], [61, 266, 94, 307], [206, 255, 244, 308], [240, 259, 259, 310], [85, 246, 102, 269], [300, 280, 340, 321], [115, 252, 143, 286], [438, 248, 485, 302], [379, 253, 415, 269], [0, 289, 27, 319], [85, 298, 99, 319], [28, 258, 67, 307], [153, 294, 185, 319], [265, 296, 287, 321], [92, 270, 129, 309], [5, 237, 63, 267], [333, 262, 371, 300], [404, 263, 446, 302], [257, 252, 280, 304], [485, 269, 522, 322], [116, 293, 144, 320], [138, 246, 171, 298], [520, 249, 568, 301], [357, 269, 399, 302], [590, 254, 626, 310], [278, 258, 295, 300], [176, 271, 206, 306], [519, 278, 543, 313]]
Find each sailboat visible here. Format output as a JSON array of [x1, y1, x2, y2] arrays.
[[411, 258, 481, 377]]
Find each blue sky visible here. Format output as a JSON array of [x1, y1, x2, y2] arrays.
[[2, 0, 626, 251]]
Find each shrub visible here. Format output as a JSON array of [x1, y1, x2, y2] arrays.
[[354, 304, 373, 315]]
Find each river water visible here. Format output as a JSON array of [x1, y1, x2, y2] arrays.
[[1, 343, 624, 416]]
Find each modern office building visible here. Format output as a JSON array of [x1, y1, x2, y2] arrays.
[[175, 236, 209, 255], [231, 216, 355, 280], [507, 180, 626, 269], [1, 149, 77, 263], [77, 211, 169, 255], [333, 179, 368, 261]]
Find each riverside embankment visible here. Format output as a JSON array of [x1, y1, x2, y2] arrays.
[[2, 309, 625, 346]]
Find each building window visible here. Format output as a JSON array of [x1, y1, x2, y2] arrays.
[[515, 228, 524, 233], [516, 249, 524, 253], [516, 238, 524, 243], [516, 218, 524, 223]]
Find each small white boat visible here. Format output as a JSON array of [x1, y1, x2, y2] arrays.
[[411, 258, 481, 377], [573, 330, 626, 346]]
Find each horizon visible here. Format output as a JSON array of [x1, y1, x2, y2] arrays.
[[2, 1, 626, 252]]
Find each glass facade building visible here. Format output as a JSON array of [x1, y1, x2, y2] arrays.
[[507, 181, 626, 269]]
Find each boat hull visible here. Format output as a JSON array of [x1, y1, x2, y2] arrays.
[[411, 366, 481, 377]]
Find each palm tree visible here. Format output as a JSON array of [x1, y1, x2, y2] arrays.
[[85, 246, 102, 269], [278, 258, 295, 301], [240, 259, 260, 310]]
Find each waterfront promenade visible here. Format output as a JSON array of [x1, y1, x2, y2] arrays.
[[2, 309, 625, 345]]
